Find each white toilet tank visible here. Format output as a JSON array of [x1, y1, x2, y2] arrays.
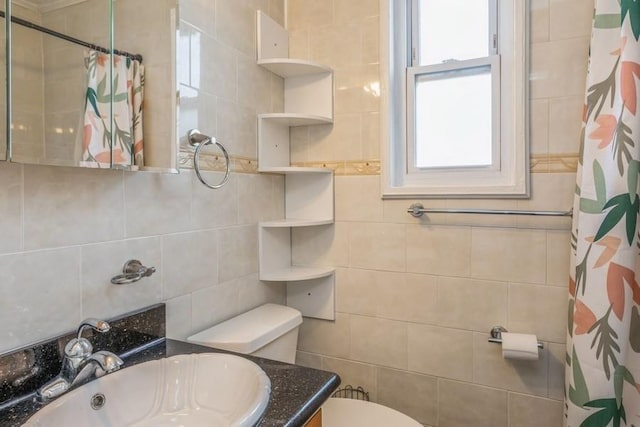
[[186, 304, 303, 364]]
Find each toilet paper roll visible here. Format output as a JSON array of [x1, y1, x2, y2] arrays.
[[501, 332, 539, 361]]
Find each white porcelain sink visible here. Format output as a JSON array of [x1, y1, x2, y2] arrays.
[[24, 353, 271, 427]]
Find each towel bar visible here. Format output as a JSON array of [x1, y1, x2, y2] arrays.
[[408, 203, 572, 218]]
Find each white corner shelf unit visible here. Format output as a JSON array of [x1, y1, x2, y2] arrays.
[[256, 11, 335, 321]]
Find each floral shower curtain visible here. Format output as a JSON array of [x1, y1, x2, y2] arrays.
[[565, 1, 640, 426], [79, 50, 144, 168]]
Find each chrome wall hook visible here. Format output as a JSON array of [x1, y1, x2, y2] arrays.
[[110, 260, 156, 285]]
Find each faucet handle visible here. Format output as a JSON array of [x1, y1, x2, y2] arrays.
[[64, 337, 93, 359]]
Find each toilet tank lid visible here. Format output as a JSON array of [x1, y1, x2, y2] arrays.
[[186, 304, 303, 355]]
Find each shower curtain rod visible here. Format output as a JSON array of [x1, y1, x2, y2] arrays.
[[0, 11, 143, 62]]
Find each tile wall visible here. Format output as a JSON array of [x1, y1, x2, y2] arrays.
[[0, 0, 594, 425], [0, 0, 286, 354], [289, 1, 593, 426], [9, 4, 45, 164]]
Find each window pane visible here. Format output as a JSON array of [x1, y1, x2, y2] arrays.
[[418, 0, 490, 65], [414, 68, 492, 168]]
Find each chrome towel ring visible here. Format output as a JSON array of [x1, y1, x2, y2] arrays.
[[187, 129, 231, 189], [111, 259, 156, 285]]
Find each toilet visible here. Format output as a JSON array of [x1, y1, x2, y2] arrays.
[[322, 398, 422, 427], [187, 303, 422, 427], [187, 303, 302, 363]]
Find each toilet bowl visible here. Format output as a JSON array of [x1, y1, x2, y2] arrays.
[[187, 303, 302, 363], [187, 303, 421, 426], [321, 398, 422, 427]]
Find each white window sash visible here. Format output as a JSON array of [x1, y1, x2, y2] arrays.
[[406, 55, 501, 175], [410, 0, 499, 66]]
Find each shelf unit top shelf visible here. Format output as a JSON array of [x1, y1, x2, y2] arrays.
[[260, 219, 334, 228], [258, 58, 333, 78], [261, 266, 335, 282], [259, 113, 333, 126]]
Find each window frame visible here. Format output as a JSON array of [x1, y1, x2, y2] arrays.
[[380, 0, 529, 198]]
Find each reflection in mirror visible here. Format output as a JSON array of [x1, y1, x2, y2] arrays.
[[0, 3, 4, 161], [8, 0, 177, 172], [113, 0, 178, 172], [10, 0, 112, 167]]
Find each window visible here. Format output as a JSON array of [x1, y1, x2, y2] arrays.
[[381, 0, 528, 198]]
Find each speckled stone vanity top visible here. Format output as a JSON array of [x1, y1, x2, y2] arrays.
[[0, 305, 340, 427]]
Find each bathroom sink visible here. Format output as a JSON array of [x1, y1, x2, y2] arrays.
[[23, 353, 271, 427]]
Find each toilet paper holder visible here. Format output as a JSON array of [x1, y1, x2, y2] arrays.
[[488, 326, 544, 349]]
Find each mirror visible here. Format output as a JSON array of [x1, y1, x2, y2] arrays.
[[6, 0, 178, 172], [0, 3, 4, 162]]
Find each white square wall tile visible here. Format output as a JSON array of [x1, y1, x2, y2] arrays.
[[548, 342, 566, 400], [508, 283, 568, 343], [165, 294, 192, 340], [549, 0, 595, 41], [0, 163, 22, 254], [350, 315, 408, 369], [377, 273, 439, 324], [376, 367, 437, 426], [298, 313, 351, 359], [292, 222, 350, 268], [408, 324, 473, 382], [509, 393, 564, 427], [24, 165, 125, 250], [296, 351, 322, 369], [438, 379, 507, 427], [191, 170, 239, 229], [547, 230, 571, 286], [548, 96, 583, 154], [190, 279, 241, 334], [471, 228, 547, 284], [348, 222, 406, 271], [530, 0, 550, 43], [530, 38, 590, 99], [335, 175, 384, 222], [218, 225, 258, 283], [124, 171, 192, 238], [162, 230, 219, 300], [81, 237, 162, 320], [436, 277, 508, 332], [0, 248, 81, 354], [406, 225, 471, 277]]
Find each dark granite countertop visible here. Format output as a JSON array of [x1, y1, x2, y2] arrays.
[[0, 339, 340, 427], [0, 304, 340, 427]]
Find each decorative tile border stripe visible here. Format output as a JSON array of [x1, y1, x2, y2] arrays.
[[292, 160, 381, 175], [179, 149, 259, 174], [179, 151, 579, 175], [530, 153, 579, 173], [297, 156, 579, 175]]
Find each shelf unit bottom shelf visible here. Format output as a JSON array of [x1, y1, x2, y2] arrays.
[[260, 266, 335, 282]]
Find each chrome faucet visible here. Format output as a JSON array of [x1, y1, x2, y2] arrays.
[[37, 319, 124, 402]]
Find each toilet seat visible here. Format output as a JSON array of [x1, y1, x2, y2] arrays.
[[321, 398, 422, 427]]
